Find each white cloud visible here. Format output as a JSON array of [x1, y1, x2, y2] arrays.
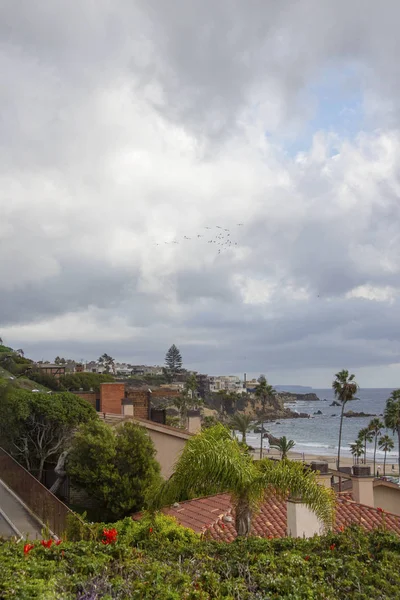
[[1, 1, 400, 385]]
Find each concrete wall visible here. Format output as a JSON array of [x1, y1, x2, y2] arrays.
[[287, 500, 325, 538], [145, 428, 187, 478], [374, 484, 400, 515], [352, 476, 375, 507]]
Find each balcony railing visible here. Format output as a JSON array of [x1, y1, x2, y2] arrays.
[[0, 447, 72, 537]]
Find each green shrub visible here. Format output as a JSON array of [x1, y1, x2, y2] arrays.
[[0, 524, 400, 599]]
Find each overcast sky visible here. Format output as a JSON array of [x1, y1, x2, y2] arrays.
[[1, 1, 400, 387]]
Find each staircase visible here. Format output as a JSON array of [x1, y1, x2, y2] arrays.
[[0, 479, 43, 539]]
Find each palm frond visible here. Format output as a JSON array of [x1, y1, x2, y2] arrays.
[[256, 460, 335, 528], [149, 424, 255, 509]]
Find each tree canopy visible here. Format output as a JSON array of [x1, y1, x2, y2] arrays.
[[0, 383, 96, 481], [163, 344, 183, 382], [67, 420, 161, 520]]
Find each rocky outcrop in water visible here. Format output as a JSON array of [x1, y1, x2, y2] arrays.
[[279, 392, 320, 402], [344, 410, 376, 418]]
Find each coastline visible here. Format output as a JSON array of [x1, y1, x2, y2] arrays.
[[255, 448, 399, 475]]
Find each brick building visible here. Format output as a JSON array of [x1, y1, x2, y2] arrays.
[[73, 383, 182, 420]]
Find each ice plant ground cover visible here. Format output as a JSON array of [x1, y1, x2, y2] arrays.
[[1, 514, 400, 599]]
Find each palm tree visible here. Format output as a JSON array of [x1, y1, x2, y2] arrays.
[[350, 439, 364, 464], [384, 390, 400, 475], [255, 376, 279, 412], [151, 424, 335, 537], [368, 418, 384, 476], [378, 435, 395, 476], [230, 413, 253, 445], [270, 436, 296, 460], [332, 370, 359, 471], [358, 427, 374, 464]]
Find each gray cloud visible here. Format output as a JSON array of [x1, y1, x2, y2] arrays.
[[1, 1, 400, 386]]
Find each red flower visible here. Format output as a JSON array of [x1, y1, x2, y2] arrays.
[[24, 543, 34, 554], [339, 525, 345, 532], [55, 539, 62, 546], [220, 523, 225, 530], [377, 507, 384, 513], [102, 528, 118, 545], [149, 527, 153, 533], [330, 543, 336, 551], [61, 550, 65, 557], [304, 555, 310, 561], [41, 539, 53, 548], [268, 535, 273, 539]]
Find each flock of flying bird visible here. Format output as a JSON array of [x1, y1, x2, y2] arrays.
[[153, 223, 245, 255]]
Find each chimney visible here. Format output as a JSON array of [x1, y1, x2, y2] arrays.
[[310, 461, 332, 488], [287, 498, 325, 538], [186, 410, 201, 434], [351, 465, 374, 507]]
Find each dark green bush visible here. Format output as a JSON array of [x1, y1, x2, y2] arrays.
[[1, 519, 400, 599]]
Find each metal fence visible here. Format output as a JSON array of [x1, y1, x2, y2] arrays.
[[0, 447, 72, 538]]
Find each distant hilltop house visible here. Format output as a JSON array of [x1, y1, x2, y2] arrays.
[[209, 375, 245, 394], [34, 363, 66, 378]]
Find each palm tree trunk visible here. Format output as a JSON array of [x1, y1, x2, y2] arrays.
[[259, 422, 263, 460], [364, 437, 367, 464], [242, 429, 246, 445], [373, 435, 377, 476], [235, 495, 252, 537], [383, 450, 387, 476], [398, 427, 400, 476], [337, 403, 345, 471]]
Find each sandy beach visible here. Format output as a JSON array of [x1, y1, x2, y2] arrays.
[[255, 448, 399, 475]]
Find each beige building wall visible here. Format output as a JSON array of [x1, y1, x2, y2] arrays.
[[145, 428, 188, 478], [287, 500, 325, 538], [373, 483, 400, 516]]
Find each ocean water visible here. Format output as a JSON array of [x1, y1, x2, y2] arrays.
[[245, 388, 399, 463]]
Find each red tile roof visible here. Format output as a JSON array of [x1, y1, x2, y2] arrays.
[[141, 493, 400, 542]]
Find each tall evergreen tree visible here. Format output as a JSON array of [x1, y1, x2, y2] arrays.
[[163, 344, 183, 382]]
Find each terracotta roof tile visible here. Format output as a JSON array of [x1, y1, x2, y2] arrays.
[[145, 492, 400, 542]]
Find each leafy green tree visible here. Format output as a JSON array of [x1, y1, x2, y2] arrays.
[[173, 392, 193, 425], [151, 424, 334, 537], [384, 389, 400, 475], [163, 344, 183, 382], [184, 373, 198, 398], [67, 420, 161, 520], [229, 413, 254, 445], [215, 390, 238, 415], [60, 372, 114, 392], [98, 353, 115, 374], [358, 427, 374, 464], [378, 434, 395, 475], [350, 439, 364, 464], [202, 415, 220, 429], [0, 384, 96, 481], [332, 370, 358, 471], [270, 436, 296, 460], [368, 418, 384, 475]]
